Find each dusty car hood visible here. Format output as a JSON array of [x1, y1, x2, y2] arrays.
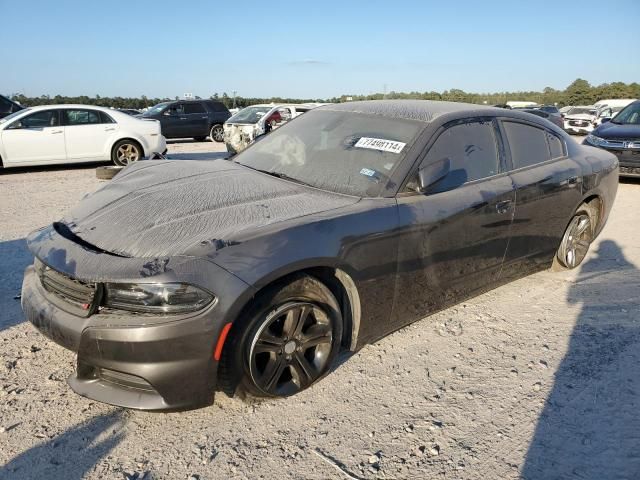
[[61, 160, 358, 258]]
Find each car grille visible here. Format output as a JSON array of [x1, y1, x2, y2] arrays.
[[600, 138, 640, 150], [568, 119, 590, 127], [620, 166, 640, 177], [35, 259, 97, 315]]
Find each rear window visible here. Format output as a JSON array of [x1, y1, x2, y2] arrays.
[[503, 122, 565, 169]]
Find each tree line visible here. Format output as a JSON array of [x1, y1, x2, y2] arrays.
[[9, 79, 640, 110]]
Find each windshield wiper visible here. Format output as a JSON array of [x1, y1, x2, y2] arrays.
[[242, 165, 314, 188]]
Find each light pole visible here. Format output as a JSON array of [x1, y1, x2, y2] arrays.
[[232, 90, 237, 109]]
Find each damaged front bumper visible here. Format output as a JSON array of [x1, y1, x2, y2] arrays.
[[223, 123, 264, 154], [21, 224, 253, 410]]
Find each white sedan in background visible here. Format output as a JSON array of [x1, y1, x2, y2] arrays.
[[0, 105, 166, 169]]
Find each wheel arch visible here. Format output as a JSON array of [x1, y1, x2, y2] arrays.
[[578, 193, 603, 233], [111, 136, 146, 158], [230, 265, 362, 353]]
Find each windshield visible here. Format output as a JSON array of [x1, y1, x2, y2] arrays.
[[568, 107, 596, 116], [611, 102, 640, 125], [143, 103, 170, 116], [228, 106, 273, 124], [234, 110, 423, 197], [0, 108, 29, 124]]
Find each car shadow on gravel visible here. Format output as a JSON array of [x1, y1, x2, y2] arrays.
[[0, 238, 31, 331], [0, 162, 107, 175], [0, 411, 125, 479], [166, 152, 229, 161], [522, 240, 640, 479]]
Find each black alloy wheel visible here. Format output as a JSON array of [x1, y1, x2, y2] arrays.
[[248, 301, 333, 396], [219, 274, 343, 400]]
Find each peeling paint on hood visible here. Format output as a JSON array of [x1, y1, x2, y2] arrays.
[[61, 160, 358, 258]]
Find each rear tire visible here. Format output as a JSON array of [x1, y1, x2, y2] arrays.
[[552, 204, 597, 270], [219, 274, 343, 400], [112, 139, 142, 166], [210, 124, 224, 142]]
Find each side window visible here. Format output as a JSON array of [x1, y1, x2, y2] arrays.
[[503, 122, 551, 169], [422, 120, 500, 188], [65, 109, 102, 125], [167, 104, 185, 115], [13, 110, 59, 128], [184, 102, 206, 114]]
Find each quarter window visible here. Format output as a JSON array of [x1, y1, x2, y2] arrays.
[[546, 131, 565, 159], [422, 120, 500, 187], [100, 111, 115, 124]]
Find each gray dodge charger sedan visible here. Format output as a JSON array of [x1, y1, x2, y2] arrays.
[[22, 100, 618, 410]]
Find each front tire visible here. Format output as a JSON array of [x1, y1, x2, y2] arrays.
[[210, 124, 224, 142], [220, 274, 343, 400], [112, 139, 142, 166]]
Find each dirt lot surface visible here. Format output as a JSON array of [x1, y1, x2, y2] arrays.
[[1, 138, 639, 480]]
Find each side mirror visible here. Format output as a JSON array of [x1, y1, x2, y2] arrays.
[[600, 117, 611, 124], [418, 158, 450, 193]]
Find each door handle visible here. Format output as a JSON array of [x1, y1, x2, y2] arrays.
[[104, 127, 116, 131], [179, 117, 187, 120], [50, 130, 63, 134], [567, 176, 579, 187], [496, 200, 512, 214]]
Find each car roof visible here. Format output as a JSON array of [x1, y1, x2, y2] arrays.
[[319, 100, 500, 123], [21, 104, 114, 111]]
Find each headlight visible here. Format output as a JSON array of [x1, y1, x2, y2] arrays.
[[103, 283, 214, 314], [586, 134, 603, 146]]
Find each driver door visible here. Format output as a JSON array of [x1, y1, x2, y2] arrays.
[[161, 103, 185, 138], [391, 118, 516, 328], [1, 109, 66, 165]]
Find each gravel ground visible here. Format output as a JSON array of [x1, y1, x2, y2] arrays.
[[1, 138, 639, 480]]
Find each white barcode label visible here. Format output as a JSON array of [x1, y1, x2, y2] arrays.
[[354, 137, 406, 154]]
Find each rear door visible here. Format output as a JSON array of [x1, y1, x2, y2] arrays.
[[1, 109, 66, 165], [63, 109, 116, 160], [392, 118, 516, 326], [498, 120, 583, 279], [182, 102, 209, 136]]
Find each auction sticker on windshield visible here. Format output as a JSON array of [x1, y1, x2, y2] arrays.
[[355, 137, 406, 154]]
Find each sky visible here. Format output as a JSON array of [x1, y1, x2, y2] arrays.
[[1, 0, 639, 99]]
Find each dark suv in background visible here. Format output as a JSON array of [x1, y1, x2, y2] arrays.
[[140, 99, 231, 142], [0, 95, 24, 119]]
